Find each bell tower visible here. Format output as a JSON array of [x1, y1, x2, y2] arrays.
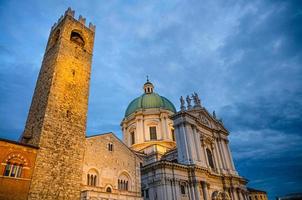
[[21, 8, 95, 199]]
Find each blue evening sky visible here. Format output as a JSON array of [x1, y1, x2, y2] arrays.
[[0, 0, 301, 199]]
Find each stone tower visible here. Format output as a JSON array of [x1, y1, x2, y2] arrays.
[[20, 8, 95, 199]]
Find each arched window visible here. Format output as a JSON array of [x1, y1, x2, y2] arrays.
[[106, 187, 112, 193], [87, 169, 98, 186], [118, 173, 130, 191], [3, 154, 27, 178], [70, 31, 85, 47], [206, 148, 215, 169], [3, 162, 23, 178], [130, 132, 135, 145], [180, 184, 186, 195]]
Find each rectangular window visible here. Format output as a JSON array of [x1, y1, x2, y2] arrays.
[[108, 143, 113, 151], [3, 163, 11, 176], [131, 132, 135, 145], [149, 126, 157, 140], [171, 129, 175, 141], [16, 166, 22, 177], [10, 165, 17, 177], [180, 184, 186, 195], [145, 189, 149, 198]]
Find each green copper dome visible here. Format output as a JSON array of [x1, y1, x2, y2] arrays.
[[125, 80, 176, 117]]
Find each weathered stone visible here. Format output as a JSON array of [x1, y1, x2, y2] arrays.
[[21, 11, 95, 200]]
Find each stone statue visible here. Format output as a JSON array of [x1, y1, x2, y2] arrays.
[[213, 110, 216, 119], [180, 96, 185, 111], [186, 95, 192, 109], [192, 92, 201, 108]]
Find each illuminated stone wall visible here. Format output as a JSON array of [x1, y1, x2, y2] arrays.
[[20, 8, 95, 200], [81, 133, 142, 200]]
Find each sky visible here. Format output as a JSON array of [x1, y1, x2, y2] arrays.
[[0, 0, 301, 199]]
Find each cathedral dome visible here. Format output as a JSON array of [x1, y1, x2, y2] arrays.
[[125, 80, 176, 117]]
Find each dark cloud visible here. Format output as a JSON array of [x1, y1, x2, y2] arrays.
[[0, 0, 301, 199]]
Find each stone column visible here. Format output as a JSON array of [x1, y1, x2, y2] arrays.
[[122, 127, 126, 143], [175, 181, 181, 200], [186, 125, 197, 162], [214, 139, 223, 172], [201, 139, 208, 167], [135, 117, 141, 143], [201, 181, 208, 200], [217, 138, 227, 170], [183, 123, 193, 164], [242, 191, 248, 200], [221, 139, 231, 170], [160, 115, 166, 140], [164, 117, 170, 140], [188, 183, 195, 200], [137, 116, 145, 142], [192, 126, 202, 162], [226, 140, 236, 171], [230, 187, 237, 200], [173, 181, 179, 200], [193, 180, 201, 200], [211, 143, 220, 173], [167, 180, 174, 200], [236, 189, 242, 200]]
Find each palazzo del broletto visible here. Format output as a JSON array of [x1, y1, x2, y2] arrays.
[[0, 8, 268, 200]]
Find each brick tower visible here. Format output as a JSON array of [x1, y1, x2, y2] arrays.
[[21, 8, 95, 199]]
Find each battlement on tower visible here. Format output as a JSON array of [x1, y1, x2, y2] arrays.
[[51, 7, 95, 32]]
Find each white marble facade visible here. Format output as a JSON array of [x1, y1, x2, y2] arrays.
[[121, 82, 249, 200]]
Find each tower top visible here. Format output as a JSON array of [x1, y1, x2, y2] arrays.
[[51, 7, 95, 32], [143, 77, 154, 94]]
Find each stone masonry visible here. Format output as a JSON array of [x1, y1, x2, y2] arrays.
[[20, 8, 95, 200]]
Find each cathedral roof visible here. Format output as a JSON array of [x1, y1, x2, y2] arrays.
[[124, 80, 176, 117]]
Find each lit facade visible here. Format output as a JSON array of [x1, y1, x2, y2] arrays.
[[0, 7, 267, 200], [121, 82, 249, 200]]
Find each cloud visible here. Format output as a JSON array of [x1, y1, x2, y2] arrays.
[[0, 0, 301, 199]]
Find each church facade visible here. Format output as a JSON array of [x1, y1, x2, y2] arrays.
[[0, 8, 264, 200], [121, 81, 248, 200]]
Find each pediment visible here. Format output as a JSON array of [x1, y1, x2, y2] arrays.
[[186, 108, 228, 133]]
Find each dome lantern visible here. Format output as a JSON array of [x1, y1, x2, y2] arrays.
[[124, 79, 176, 117], [143, 76, 154, 94]]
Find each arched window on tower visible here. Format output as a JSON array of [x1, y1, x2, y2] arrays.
[[70, 30, 85, 47], [206, 148, 215, 169]]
